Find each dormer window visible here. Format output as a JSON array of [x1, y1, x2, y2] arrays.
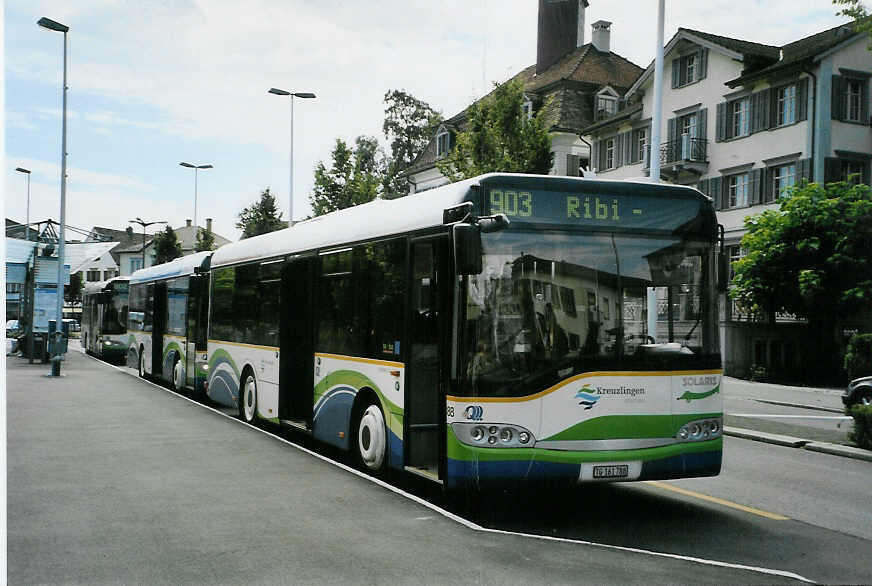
[[597, 96, 617, 116], [436, 128, 450, 157], [521, 98, 533, 120]]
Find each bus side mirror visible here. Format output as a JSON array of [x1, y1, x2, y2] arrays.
[[453, 223, 483, 275]]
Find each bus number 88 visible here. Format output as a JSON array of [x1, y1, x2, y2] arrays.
[[490, 190, 532, 218]]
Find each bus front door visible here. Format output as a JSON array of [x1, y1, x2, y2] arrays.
[[405, 237, 449, 480], [279, 255, 315, 426], [152, 282, 167, 379]]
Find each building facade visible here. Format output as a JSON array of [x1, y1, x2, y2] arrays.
[[584, 22, 872, 377]]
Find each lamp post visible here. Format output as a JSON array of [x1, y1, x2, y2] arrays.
[[268, 88, 316, 223], [38, 16, 69, 377], [129, 217, 166, 270], [15, 167, 31, 241], [179, 162, 213, 230]]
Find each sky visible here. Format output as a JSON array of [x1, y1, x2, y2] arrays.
[[3, 0, 849, 242]]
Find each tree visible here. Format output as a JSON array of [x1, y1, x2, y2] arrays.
[[436, 79, 553, 182], [66, 272, 83, 303], [731, 180, 872, 380], [153, 225, 182, 264], [382, 89, 442, 196], [236, 188, 286, 239], [833, 0, 871, 50], [309, 136, 386, 217], [195, 227, 215, 252]]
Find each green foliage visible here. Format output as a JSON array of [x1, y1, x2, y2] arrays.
[[195, 227, 215, 252], [236, 188, 286, 239], [833, 0, 872, 50], [309, 136, 385, 217], [153, 225, 182, 264], [844, 333, 872, 379], [732, 181, 872, 320], [382, 90, 442, 197], [436, 79, 553, 181], [66, 272, 83, 303], [848, 404, 872, 449]]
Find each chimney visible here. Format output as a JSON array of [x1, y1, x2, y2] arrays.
[[206, 218, 212, 233], [591, 20, 611, 53], [186, 219, 192, 227], [537, 0, 588, 74]]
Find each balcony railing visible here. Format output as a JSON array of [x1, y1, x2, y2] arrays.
[[660, 136, 708, 165]]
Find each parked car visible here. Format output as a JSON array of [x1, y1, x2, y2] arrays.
[[6, 319, 21, 355], [843, 376, 872, 408]]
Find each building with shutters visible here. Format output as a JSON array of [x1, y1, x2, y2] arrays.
[[404, 0, 644, 193], [584, 21, 871, 377]]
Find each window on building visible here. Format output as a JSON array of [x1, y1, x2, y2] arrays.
[[842, 160, 867, 185], [6, 283, 22, 294], [846, 79, 863, 123], [728, 173, 750, 208], [672, 49, 707, 88], [772, 163, 797, 198], [103, 270, 115, 281], [436, 130, 450, 157], [731, 97, 750, 138], [86, 269, 100, 282], [129, 258, 143, 273], [727, 245, 745, 282], [776, 84, 797, 126], [521, 99, 533, 120], [596, 96, 617, 118], [635, 127, 648, 164], [605, 138, 615, 170]]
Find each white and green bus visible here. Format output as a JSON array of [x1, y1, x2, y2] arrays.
[[201, 173, 725, 489], [128, 252, 212, 394], [82, 277, 130, 362]]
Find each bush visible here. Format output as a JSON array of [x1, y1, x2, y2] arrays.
[[849, 404, 872, 450], [844, 333, 872, 380], [749, 364, 771, 382]]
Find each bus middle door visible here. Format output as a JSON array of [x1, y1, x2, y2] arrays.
[[405, 236, 449, 480], [152, 281, 167, 379]]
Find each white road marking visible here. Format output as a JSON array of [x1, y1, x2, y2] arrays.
[[85, 350, 815, 584]]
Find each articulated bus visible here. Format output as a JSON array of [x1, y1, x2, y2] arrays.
[[82, 277, 130, 362], [128, 252, 211, 394], [189, 173, 724, 489]]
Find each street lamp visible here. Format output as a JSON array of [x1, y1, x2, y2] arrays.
[[15, 167, 31, 241], [268, 88, 316, 224], [38, 16, 69, 377], [179, 162, 213, 230], [129, 217, 167, 269]]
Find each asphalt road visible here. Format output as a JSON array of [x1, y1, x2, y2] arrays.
[[7, 346, 871, 584]]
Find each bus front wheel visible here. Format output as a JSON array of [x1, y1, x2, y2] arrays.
[[356, 403, 386, 473], [171, 356, 183, 392], [138, 347, 146, 378], [239, 371, 258, 424]]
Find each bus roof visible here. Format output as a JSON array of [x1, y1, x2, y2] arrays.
[[82, 276, 130, 295], [210, 173, 710, 269], [129, 251, 213, 284]]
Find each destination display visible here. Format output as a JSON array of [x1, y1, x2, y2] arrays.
[[485, 187, 703, 231]]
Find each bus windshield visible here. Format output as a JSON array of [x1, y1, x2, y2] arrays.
[[103, 283, 129, 335], [460, 229, 719, 398]]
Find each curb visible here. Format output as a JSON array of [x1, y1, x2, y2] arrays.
[[725, 426, 872, 462]]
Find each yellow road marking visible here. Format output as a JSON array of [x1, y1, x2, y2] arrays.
[[645, 481, 790, 521]]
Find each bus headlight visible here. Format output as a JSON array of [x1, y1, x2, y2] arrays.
[[452, 423, 536, 448], [677, 417, 723, 443]]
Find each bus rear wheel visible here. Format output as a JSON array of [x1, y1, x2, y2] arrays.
[[171, 356, 183, 392], [239, 371, 258, 424], [355, 403, 386, 473]]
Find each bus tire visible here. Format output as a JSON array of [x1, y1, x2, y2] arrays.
[[171, 355, 183, 392], [138, 346, 146, 378], [355, 402, 387, 473], [239, 369, 258, 424]]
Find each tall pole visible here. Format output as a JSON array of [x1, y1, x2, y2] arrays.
[[647, 0, 665, 342], [129, 218, 166, 270], [38, 16, 70, 377], [180, 162, 212, 231], [289, 95, 295, 223]]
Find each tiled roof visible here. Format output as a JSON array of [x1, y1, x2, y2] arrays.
[[406, 43, 643, 175], [680, 28, 781, 61]]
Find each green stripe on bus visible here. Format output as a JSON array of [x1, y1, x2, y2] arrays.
[[543, 412, 723, 442]]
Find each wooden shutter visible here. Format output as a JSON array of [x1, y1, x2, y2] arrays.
[[716, 102, 727, 142], [824, 157, 841, 183], [797, 78, 809, 121], [751, 168, 763, 205], [797, 158, 812, 183], [862, 78, 870, 125], [698, 107, 708, 141], [671, 58, 680, 88], [768, 86, 779, 129], [592, 141, 600, 172], [566, 154, 580, 177], [699, 48, 708, 81], [762, 168, 774, 203], [623, 131, 633, 165], [711, 176, 724, 211], [831, 75, 844, 120]]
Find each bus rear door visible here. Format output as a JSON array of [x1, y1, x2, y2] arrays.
[[279, 255, 316, 426]]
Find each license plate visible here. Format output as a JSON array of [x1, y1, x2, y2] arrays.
[[593, 464, 629, 479]]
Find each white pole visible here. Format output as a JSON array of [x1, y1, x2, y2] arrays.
[[25, 173, 31, 242], [647, 0, 665, 342], [194, 167, 199, 230], [54, 28, 69, 375], [289, 95, 295, 224]]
